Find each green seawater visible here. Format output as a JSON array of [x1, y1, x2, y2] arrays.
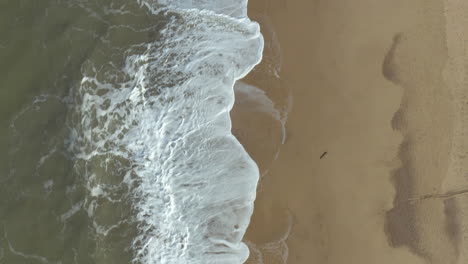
[[0, 1, 165, 263]]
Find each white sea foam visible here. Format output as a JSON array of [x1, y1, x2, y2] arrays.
[[146, 0, 248, 17], [67, 1, 263, 263]]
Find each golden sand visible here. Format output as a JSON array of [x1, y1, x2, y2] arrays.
[[231, 0, 468, 263]]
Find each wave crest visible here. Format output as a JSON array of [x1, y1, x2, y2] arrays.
[[67, 2, 263, 263]]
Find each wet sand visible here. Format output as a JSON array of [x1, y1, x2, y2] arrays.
[[231, 0, 468, 263]]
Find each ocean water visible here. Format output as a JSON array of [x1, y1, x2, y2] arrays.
[[0, 0, 263, 263]]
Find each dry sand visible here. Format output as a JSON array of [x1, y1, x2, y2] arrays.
[[230, 0, 468, 263]]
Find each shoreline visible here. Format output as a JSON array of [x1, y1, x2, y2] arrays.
[[232, 0, 468, 263]]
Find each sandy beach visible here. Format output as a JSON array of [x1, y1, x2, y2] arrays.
[[231, 0, 468, 263]]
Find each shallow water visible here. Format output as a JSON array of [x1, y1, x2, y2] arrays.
[[0, 1, 264, 263]]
